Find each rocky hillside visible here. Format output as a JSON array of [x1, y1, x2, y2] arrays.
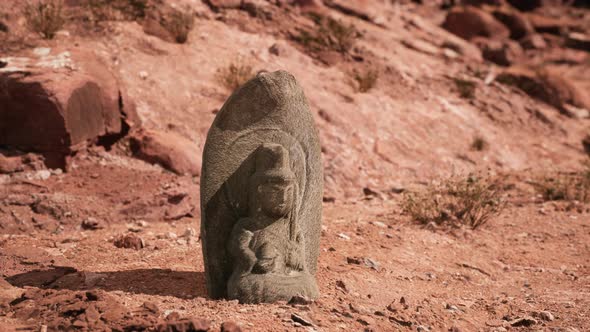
[[1, 0, 588, 198]]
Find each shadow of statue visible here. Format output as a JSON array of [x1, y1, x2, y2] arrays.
[[6, 267, 206, 299]]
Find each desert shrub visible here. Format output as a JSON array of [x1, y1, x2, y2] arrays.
[[163, 10, 194, 44], [350, 67, 379, 93], [402, 175, 505, 230], [23, 0, 65, 39], [216, 60, 254, 91], [471, 136, 488, 151], [295, 16, 358, 54], [453, 78, 476, 99], [534, 162, 590, 203]]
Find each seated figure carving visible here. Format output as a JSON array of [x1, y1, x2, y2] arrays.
[[227, 143, 318, 303]]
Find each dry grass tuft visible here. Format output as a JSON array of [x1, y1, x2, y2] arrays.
[[402, 175, 505, 230], [350, 68, 379, 93], [295, 15, 358, 54], [216, 60, 255, 92], [453, 78, 476, 99], [534, 162, 590, 203], [164, 10, 194, 44], [23, 0, 65, 39]]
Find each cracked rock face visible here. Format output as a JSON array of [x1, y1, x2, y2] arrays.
[[0, 49, 138, 169]]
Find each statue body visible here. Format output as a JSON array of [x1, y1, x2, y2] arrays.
[[226, 144, 318, 303], [200, 71, 323, 303]]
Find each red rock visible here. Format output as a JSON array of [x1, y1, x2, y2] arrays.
[[113, 234, 145, 250], [323, 0, 383, 25], [497, 66, 590, 115], [463, 0, 506, 5], [0, 154, 24, 173], [221, 321, 242, 332], [442, 6, 510, 41], [81, 217, 104, 230], [130, 129, 201, 176], [205, 0, 242, 10], [566, 32, 590, 52], [492, 8, 534, 40], [474, 38, 524, 66], [520, 33, 547, 49], [290, 0, 326, 13], [84, 304, 101, 323], [142, 301, 159, 314], [582, 135, 590, 156], [526, 13, 578, 35], [506, 0, 561, 11], [157, 319, 211, 332], [0, 50, 137, 170]]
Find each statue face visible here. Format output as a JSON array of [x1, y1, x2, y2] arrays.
[[257, 179, 294, 218]]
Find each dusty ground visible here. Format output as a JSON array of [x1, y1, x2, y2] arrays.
[[1, 157, 589, 331], [1, 0, 590, 331]]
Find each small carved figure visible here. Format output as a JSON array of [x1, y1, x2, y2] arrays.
[[227, 144, 318, 303]]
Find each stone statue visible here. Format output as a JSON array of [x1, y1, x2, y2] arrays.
[[200, 70, 322, 303]]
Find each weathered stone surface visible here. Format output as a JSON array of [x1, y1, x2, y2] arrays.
[[401, 13, 482, 61], [142, 4, 194, 44], [497, 66, 590, 114], [506, 0, 561, 11], [462, 0, 506, 5], [474, 38, 524, 66], [113, 234, 145, 250], [0, 151, 44, 174], [287, 0, 326, 14], [221, 321, 242, 332], [200, 70, 323, 303], [442, 6, 510, 41], [520, 33, 547, 49], [0, 50, 137, 169], [526, 13, 578, 35], [492, 7, 534, 40], [205, 0, 242, 10], [582, 135, 590, 156], [130, 129, 201, 176], [566, 32, 590, 52], [323, 0, 384, 25], [156, 319, 210, 332]]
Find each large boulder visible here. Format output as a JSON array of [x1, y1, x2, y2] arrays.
[[497, 66, 590, 115], [129, 129, 201, 176], [0, 49, 137, 169], [442, 6, 510, 41]]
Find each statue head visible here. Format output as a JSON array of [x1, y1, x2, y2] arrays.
[[249, 143, 296, 219]]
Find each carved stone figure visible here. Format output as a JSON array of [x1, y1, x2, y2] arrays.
[[200, 70, 322, 303]]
